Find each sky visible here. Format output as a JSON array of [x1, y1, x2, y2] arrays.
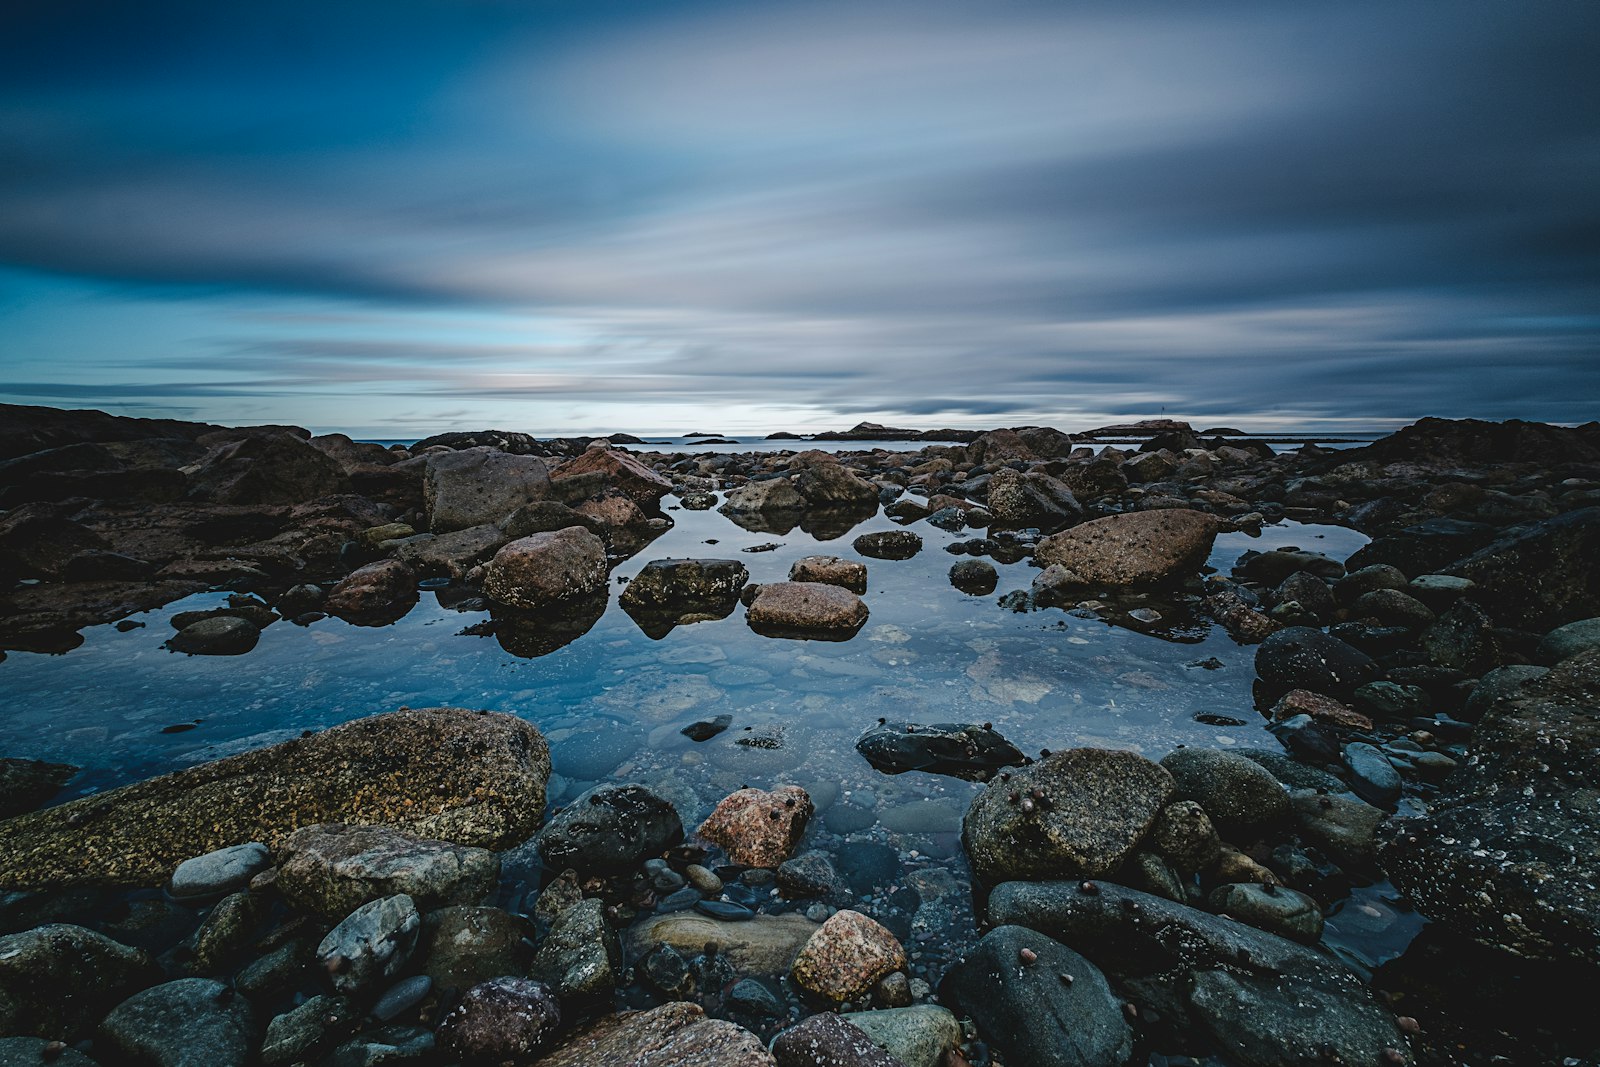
[[1, 1, 1597, 438]]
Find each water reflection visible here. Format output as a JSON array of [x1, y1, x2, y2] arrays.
[[486, 592, 608, 659]]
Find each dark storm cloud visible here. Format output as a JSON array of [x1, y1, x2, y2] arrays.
[[0, 0, 1597, 428]]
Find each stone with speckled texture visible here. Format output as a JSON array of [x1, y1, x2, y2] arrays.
[[698, 785, 812, 868], [533, 1002, 774, 1067], [790, 910, 907, 1004]]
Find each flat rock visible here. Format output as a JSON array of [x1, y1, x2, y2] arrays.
[[627, 913, 821, 974], [1254, 626, 1379, 700], [165, 615, 260, 656], [961, 747, 1175, 883], [790, 555, 868, 594], [533, 1002, 774, 1067], [746, 582, 869, 638], [276, 823, 498, 918], [852, 531, 922, 560], [169, 842, 271, 900], [99, 977, 256, 1067], [0, 707, 549, 889], [1033, 509, 1219, 588]]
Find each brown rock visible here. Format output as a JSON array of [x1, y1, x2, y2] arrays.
[[698, 786, 813, 868], [0, 707, 549, 889], [771, 1013, 907, 1067], [1034, 508, 1221, 588], [746, 582, 868, 638], [791, 910, 908, 1004], [555, 448, 672, 507], [483, 527, 608, 610], [789, 556, 869, 594], [573, 490, 649, 529], [535, 1002, 774, 1067], [323, 559, 419, 624], [961, 748, 1176, 884], [1271, 689, 1374, 731], [437, 977, 561, 1063], [627, 913, 820, 974]]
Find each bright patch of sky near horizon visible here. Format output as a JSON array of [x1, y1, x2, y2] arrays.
[[1, 1, 1597, 437]]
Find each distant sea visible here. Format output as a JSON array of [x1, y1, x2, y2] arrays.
[[359, 432, 1388, 453]]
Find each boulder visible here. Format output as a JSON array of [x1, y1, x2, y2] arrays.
[[944, 925, 1132, 1067], [948, 559, 998, 595], [619, 559, 749, 637], [424, 447, 551, 533], [436, 978, 561, 1063], [420, 906, 529, 993], [1537, 617, 1600, 665], [323, 559, 418, 625], [1208, 882, 1324, 943], [533, 1002, 774, 1067], [1254, 626, 1379, 700], [0, 924, 156, 1040], [555, 448, 672, 507], [260, 994, 356, 1065], [1442, 507, 1600, 630], [1380, 648, 1600, 964], [99, 978, 256, 1067], [985, 468, 1083, 527], [1147, 800, 1223, 875], [1033, 509, 1220, 588], [164, 615, 261, 656], [535, 783, 684, 874], [169, 842, 271, 900], [791, 910, 907, 1004], [185, 432, 350, 505], [842, 1006, 962, 1067], [483, 527, 608, 610], [789, 555, 869, 594], [1159, 747, 1290, 841], [0, 707, 549, 889], [719, 478, 806, 515], [316, 895, 421, 996], [962, 748, 1175, 884], [988, 880, 1412, 1067], [794, 459, 881, 508], [391, 524, 508, 578], [275, 823, 498, 918], [697, 785, 812, 868], [746, 582, 869, 639], [852, 531, 922, 560]]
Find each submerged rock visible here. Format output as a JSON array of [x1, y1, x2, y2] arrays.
[[1033, 509, 1219, 589], [0, 757, 77, 819], [628, 912, 820, 975], [944, 924, 1132, 1067], [988, 880, 1411, 1067], [962, 748, 1175, 883], [855, 721, 1026, 781], [0, 707, 549, 889]]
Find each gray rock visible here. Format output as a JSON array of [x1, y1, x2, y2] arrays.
[[0, 1038, 98, 1066], [261, 994, 357, 1065], [317, 895, 421, 996], [99, 978, 256, 1067], [276, 823, 497, 918], [165, 616, 259, 656], [851, 530, 922, 560], [719, 478, 806, 515], [1351, 588, 1436, 629], [794, 460, 881, 508], [855, 721, 1025, 782], [1341, 742, 1402, 808], [1159, 748, 1289, 841], [483, 527, 608, 610], [948, 559, 998, 595], [1208, 882, 1324, 943], [987, 881, 1411, 1067], [962, 748, 1175, 883], [985, 468, 1083, 527], [1290, 789, 1385, 868], [436, 977, 561, 1063], [1333, 564, 1410, 605], [0, 924, 155, 1040], [528, 898, 620, 998], [776, 851, 853, 907], [1537, 616, 1600, 665], [168, 842, 270, 900], [944, 925, 1132, 1067], [323, 1025, 435, 1067], [842, 1006, 961, 1067], [391, 524, 508, 579], [424, 447, 551, 533], [728, 978, 783, 1017], [621, 558, 750, 608], [372, 976, 432, 1022], [1462, 663, 1549, 722], [1255, 626, 1379, 699], [188, 891, 265, 974], [1147, 800, 1222, 875], [535, 783, 683, 874]]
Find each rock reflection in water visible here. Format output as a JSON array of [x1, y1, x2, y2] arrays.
[[486, 592, 608, 659]]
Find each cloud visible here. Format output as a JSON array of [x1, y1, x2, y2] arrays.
[[0, 0, 1596, 431]]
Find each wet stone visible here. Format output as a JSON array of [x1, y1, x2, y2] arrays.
[[99, 977, 256, 1067], [436, 977, 562, 1064], [316, 894, 421, 996], [168, 842, 270, 900]]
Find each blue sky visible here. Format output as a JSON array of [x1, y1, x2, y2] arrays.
[[2, 0, 1597, 436]]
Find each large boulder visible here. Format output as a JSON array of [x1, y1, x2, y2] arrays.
[[0, 707, 549, 889], [719, 478, 806, 515], [555, 448, 672, 507], [985, 468, 1083, 528], [483, 527, 608, 610], [1380, 648, 1600, 964], [793, 457, 880, 508], [185, 432, 350, 505], [1033, 509, 1220, 588], [944, 925, 1132, 1067], [275, 823, 498, 918], [424, 447, 551, 533], [746, 582, 869, 639], [0, 924, 156, 1040], [619, 558, 748, 638], [988, 880, 1412, 1067], [1441, 507, 1600, 631], [533, 1002, 774, 1067], [961, 748, 1175, 884], [323, 558, 419, 625]]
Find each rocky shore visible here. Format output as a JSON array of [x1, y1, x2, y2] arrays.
[[2, 404, 1599, 1065]]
